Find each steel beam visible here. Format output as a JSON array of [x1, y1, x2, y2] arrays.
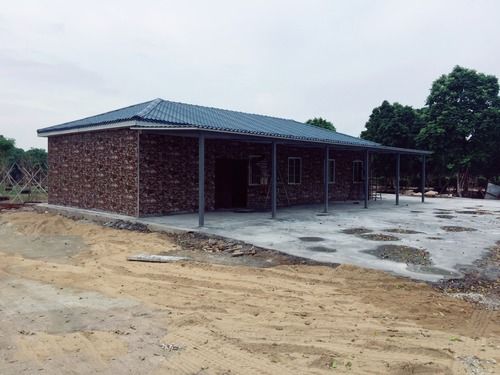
[[271, 142, 277, 218], [421, 155, 426, 203], [198, 133, 205, 226], [395, 153, 400, 205], [364, 150, 369, 208], [324, 146, 329, 213]]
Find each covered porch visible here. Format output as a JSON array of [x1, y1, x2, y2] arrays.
[[135, 128, 431, 226]]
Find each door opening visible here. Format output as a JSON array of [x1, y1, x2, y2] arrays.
[[215, 159, 248, 209]]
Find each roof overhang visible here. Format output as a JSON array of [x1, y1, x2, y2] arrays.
[[38, 120, 432, 156]]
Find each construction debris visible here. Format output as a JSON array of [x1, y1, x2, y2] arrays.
[[364, 245, 432, 266], [127, 254, 189, 263], [103, 220, 150, 232]]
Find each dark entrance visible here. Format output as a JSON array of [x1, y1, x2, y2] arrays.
[[215, 159, 248, 209]]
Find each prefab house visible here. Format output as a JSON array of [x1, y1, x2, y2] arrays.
[[37, 98, 431, 225]]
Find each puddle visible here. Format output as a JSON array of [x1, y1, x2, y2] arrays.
[[342, 227, 372, 235], [359, 233, 400, 241], [307, 246, 337, 253], [298, 236, 325, 242], [441, 226, 478, 232], [455, 210, 492, 215], [435, 214, 455, 219], [364, 245, 431, 265], [384, 228, 422, 234], [410, 210, 423, 213]]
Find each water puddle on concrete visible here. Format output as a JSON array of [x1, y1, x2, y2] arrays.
[[342, 228, 372, 235], [441, 226, 478, 232], [435, 214, 455, 219], [358, 233, 400, 241], [298, 236, 325, 242], [307, 246, 337, 253], [455, 210, 492, 215], [384, 228, 422, 234]]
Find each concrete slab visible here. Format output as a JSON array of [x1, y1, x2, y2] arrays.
[[39, 195, 500, 281]]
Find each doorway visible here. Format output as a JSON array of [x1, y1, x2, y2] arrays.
[[215, 159, 248, 209]]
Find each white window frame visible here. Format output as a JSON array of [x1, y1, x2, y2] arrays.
[[288, 157, 302, 185], [352, 160, 363, 183], [248, 155, 266, 186], [328, 159, 336, 184]]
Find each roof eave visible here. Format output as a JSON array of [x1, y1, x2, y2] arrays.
[[37, 120, 138, 137]]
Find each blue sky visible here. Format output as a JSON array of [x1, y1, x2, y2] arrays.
[[1, 0, 499, 149]]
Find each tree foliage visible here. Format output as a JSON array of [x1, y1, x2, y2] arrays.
[[361, 101, 423, 149], [306, 117, 336, 131], [360, 66, 500, 190], [0, 135, 47, 167], [417, 66, 500, 180]]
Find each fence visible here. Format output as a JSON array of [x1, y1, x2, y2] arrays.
[[0, 161, 48, 203]]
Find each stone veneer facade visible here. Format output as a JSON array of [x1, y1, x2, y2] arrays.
[[48, 129, 365, 217]]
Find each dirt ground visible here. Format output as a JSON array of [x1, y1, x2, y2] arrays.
[[0, 210, 499, 375]]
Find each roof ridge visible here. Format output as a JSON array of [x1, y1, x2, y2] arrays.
[[135, 98, 163, 118]]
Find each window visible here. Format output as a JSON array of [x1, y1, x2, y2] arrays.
[[328, 159, 335, 184], [352, 160, 363, 183], [288, 157, 302, 184], [249, 155, 268, 185]]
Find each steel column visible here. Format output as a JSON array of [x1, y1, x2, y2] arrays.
[[395, 153, 400, 205], [198, 133, 205, 226], [324, 146, 329, 213], [271, 142, 277, 219], [421, 155, 426, 203], [364, 150, 369, 208]]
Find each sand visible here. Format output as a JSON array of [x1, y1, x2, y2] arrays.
[[0, 210, 499, 374]]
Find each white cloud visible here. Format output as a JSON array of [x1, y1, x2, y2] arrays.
[[0, 0, 499, 150]]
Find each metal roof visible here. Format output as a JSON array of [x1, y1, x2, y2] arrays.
[[37, 98, 431, 154]]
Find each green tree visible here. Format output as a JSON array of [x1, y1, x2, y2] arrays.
[[360, 101, 424, 187], [417, 66, 500, 194], [24, 148, 48, 167], [0, 135, 16, 166], [306, 117, 336, 131], [360, 101, 423, 149]]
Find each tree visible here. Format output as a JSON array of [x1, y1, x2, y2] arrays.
[[360, 101, 424, 186], [0, 135, 16, 166], [24, 148, 48, 167], [360, 101, 423, 149], [416, 66, 500, 195], [306, 117, 336, 131]]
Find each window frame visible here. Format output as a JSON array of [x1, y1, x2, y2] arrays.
[[248, 155, 266, 186], [352, 160, 363, 183], [328, 159, 336, 184], [287, 157, 302, 185]]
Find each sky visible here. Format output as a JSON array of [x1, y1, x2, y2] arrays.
[[1, 0, 499, 150]]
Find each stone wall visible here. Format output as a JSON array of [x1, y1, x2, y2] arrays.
[[47, 131, 366, 217], [48, 129, 138, 216], [138, 134, 365, 215]]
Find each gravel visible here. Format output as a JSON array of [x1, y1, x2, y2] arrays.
[[364, 245, 432, 266]]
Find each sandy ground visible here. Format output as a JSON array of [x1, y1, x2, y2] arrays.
[[0, 210, 499, 374]]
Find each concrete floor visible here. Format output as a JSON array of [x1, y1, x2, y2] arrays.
[[141, 195, 500, 281], [40, 195, 500, 281]]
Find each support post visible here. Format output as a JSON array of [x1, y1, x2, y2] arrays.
[[324, 146, 329, 213], [395, 153, 400, 205], [271, 142, 277, 219], [198, 133, 205, 227], [364, 150, 369, 208], [421, 155, 426, 203]]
